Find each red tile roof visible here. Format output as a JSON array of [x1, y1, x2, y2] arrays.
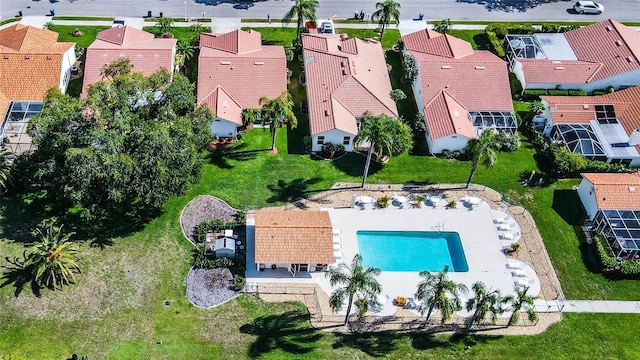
[[403, 30, 513, 139], [82, 26, 176, 96], [199, 86, 243, 125], [0, 24, 74, 116], [518, 59, 601, 84], [582, 172, 640, 209], [542, 86, 640, 151], [254, 209, 334, 264], [302, 34, 397, 136], [197, 30, 286, 111]]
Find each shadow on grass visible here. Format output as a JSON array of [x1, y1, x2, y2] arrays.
[[266, 178, 322, 203], [331, 153, 382, 178], [240, 310, 321, 358], [205, 143, 267, 169], [332, 332, 403, 357], [0, 256, 40, 297]]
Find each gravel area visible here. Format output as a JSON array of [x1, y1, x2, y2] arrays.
[[186, 268, 237, 308], [180, 195, 237, 244]]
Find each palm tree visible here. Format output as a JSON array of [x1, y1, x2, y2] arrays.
[[155, 17, 174, 36], [371, 0, 401, 43], [326, 254, 382, 325], [189, 23, 206, 46], [465, 281, 506, 331], [415, 265, 468, 324], [0, 147, 13, 195], [504, 286, 538, 326], [354, 113, 413, 187], [260, 92, 297, 151], [176, 40, 195, 70], [433, 19, 453, 34], [24, 221, 83, 289], [283, 0, 319, 42], [465, 129, 499, 188]]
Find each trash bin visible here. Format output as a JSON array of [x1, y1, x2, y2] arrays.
[[159, 12, 163, 18], [18, 11, 23, 17], [418, 13, 424, 20], [49, 8, 55, 16], [147, 10, 152, 18]]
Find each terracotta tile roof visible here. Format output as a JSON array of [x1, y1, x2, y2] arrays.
[[582, 172, 640, 209], [518, 59, 601, 84], [198, 86, 243, 125], [254, 209, 334, 264], [565, 19, 640, 82], [0, 24, 74, 116], [542, 87, 640, 151], [424, 91, 475, 139], [403, 29, 474, 59], [403, 30, 513, 140], [302, 33, 397, 136], [82, 26, 176, 96], [197, 30, 286, 110]]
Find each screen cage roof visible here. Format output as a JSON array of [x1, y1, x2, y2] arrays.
[[550, 124, 606, 159], [1, 101, 42, 156], [505, 35, 546, 59], [469, 111, 517, 135], [603, 210, 640, 250]]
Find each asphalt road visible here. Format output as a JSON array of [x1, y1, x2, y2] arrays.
[[0, 0, 639, 22]]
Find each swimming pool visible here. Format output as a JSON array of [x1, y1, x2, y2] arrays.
[[357, 231, 469, 272]]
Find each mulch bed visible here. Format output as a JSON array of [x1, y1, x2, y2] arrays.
[[186, 268, 237, 308], [180, 195, 237, 244]]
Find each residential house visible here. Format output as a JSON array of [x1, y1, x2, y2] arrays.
[[0, 24, 76, 155], [82, 26, 176, 96], [302, 33, 398, 152], [506, 19, 640, 93], [403, 29, 516, 154], [539, 86, 640, 168], [253, 209, 334, 277], [197, 29, 287, 138], [577, 172, 640, 260]]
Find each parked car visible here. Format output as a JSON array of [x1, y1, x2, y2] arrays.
[[319, 21, 334, 34], [112, 19, 126, 27], [573, 1, 604, 14]]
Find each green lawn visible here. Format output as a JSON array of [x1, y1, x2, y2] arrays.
[[53, 25, 110, 48], [2, 27, 640, 359]]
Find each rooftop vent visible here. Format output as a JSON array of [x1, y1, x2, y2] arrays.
[[223, 101, 227, 107], [615, 40, 622, 46], [342, 69, 348, 75], [46, 55, 53, 60], [441, 65, 451, 69], [627, 57, 635, 63], [2, 55, 8, 60], [606, 26, 612, 31], [220, 61, 231, 65], [254, 61, 264, 65], [554, 66, 565, 70], [24, 55, 30, 60], [454, 111, 459, 117], [341, 61, 346, 67], [552, 60, 562, 64], [630, 186, 636, 193], [324, 109, 330, 116], [474, 66, 485, 70], [337, 45, 342, 51], [583, 104, 589, 110], [351, 60, 356, 67]]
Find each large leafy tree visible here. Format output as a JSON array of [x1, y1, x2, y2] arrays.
[[354, 113, 412, 187], [464, 281, 506, 331], [27, 66, 213, 219], [283, 0, 319, 42], [24, 220, 83, 289], [260, 92, 297, 152], [372, 0, 401, 43], [100, 57, 132, 81], [326, 254, 382, 325], [504, 285, 538, 326], [415, 265, 468, 324], [465, 129, 500, 188]]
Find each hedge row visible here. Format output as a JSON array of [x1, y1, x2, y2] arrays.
[[594, 236, 618, 270], [523, 88, 587, 100], [485, 30, 505, 58]]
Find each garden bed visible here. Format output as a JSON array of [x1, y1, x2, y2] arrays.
[[180, 195, 237, 244], [186, 268, 238, 308]]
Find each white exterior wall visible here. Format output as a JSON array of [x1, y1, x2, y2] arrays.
[[540, 99, 554, 136], [511, 61, 526, 92], [577, 178, 599, 219], [210, 117, 238, 138], [523, 69, 640, 93], [629, 158, 640, 168], [59, 46, 77, 93], [312, 129, 355, 152], [427, 134, 472, 154]]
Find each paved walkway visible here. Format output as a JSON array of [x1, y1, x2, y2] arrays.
[[561, 300, 640, 313]]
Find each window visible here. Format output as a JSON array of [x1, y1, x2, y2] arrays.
[[595, 105, 617, 124], [609, 158, 632, 167], [317, 136, 324, 145], [343, 136, 350, 145]]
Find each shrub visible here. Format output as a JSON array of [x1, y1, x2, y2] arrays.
[[377, 195, 390, 208], [233, 275, 246, 291], [390, 89, 407, 102], [509, 73, 523, 98], [510, 243, 520, 253], [495, 132, 521, 152], [541, 23, 562, 33], [302, 135, 312, 152], [568, 89, 587, 96], [452, 150, 462, 159], [548, 89, 569, 96], [414, 195, 424, 208], [485, 30, 505, 58], [286, 69, 293, 84], [441, 149, 453, 159], [550, 145, 587, 177], [523, 89, 549, 100], [335, 144, 345, 157], [402, 54, 419, 85], [594, 236, 618, 270], [620, 260, 640, 275], [592, 90, 608, 96], [528, 126, 546, 149], [285, 47, 294, 61], [211, 268, 232, 288], [485, 23, 508, 39], [321, 143, 336, 158], [447, 200, 457, 209], [607, 86, 615, 93], [507, 23, 535, 34]]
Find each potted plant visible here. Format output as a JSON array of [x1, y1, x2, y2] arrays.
[[447, 200, 457, 209], [414, 195, 425, 208], [395, 296, 407, 307], [377, 195, 390, 208]]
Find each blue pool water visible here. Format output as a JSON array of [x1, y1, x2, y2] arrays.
[[357, 231, 469, 272]]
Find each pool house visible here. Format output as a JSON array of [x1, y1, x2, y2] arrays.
[[252, 209, 334, 277], [577, 172, 640, 260]]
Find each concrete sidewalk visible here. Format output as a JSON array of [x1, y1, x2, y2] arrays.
[[561, 300, 640, 313]]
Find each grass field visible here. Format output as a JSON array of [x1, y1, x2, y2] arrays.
[[1, 27, 639, 359]]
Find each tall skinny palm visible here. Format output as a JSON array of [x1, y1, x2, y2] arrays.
[[326, 254, 382, 325], [283, 0, 319, 41], [176, 40, 195, 69], [260, 92, 297, 151], [0, 147, 13, 195], [25, 221, 83, 289], [465, 129, 499, 188], [354, 113, 412, 187], [504, 286, 538, 326], [372, 0, 401, 43], [465, 281, 506, 331], [415, 265, 468, 324]]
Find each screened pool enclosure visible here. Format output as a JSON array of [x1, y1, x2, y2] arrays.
[[593, 209, 640, 260]]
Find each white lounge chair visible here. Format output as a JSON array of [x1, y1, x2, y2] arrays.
[[497, 224, 511, 231], [514, 279, 528, 288], [512, 269, 526, 277], [507, 261, 522, 269], [405, 297, 418, 310], [224, 229, 233, 237], [333, 229, 341, 236], [333, 236, 341, 244], [493, 215, 511, 224], [333, 243, 341, 251], [500, 232, 514, 240]]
